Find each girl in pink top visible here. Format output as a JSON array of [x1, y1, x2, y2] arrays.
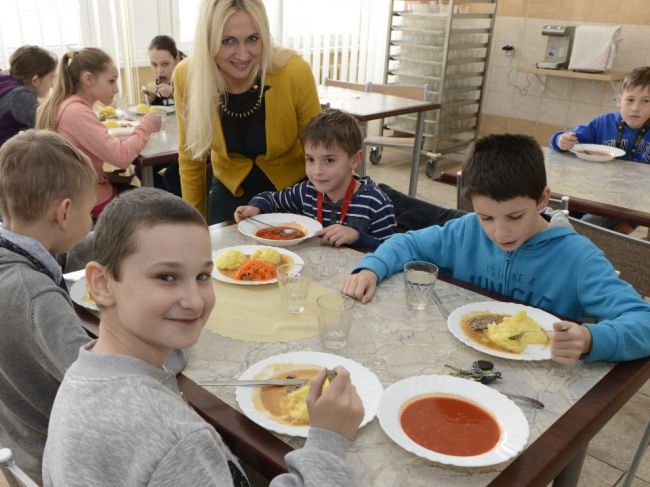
[[37, 48, 162, 218]]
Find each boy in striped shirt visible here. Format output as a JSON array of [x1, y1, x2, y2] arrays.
[[235, 109, 397, 249]]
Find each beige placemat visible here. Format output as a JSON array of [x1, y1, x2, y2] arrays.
[[204, 280, 335, 342]]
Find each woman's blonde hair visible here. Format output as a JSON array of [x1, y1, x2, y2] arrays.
[[37, 48, 113, 130], [185, 0, 296, 159]]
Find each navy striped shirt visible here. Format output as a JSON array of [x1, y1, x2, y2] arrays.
[[250, 176, 396, 249]]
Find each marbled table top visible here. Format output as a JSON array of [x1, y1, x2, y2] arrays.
[[183, 224, 613, 486]]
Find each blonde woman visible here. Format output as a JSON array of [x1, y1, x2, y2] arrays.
[[174, 0, 321, 223]]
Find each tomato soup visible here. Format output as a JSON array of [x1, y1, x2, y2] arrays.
[[400, 394, 500, 456], [255, 227, 305, 240]]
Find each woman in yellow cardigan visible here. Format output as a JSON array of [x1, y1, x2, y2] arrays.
[[174, 0, 321, 223]]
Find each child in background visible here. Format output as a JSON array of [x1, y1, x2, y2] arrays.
[[342, 134, 650, 365], [36, 48, 163, 219], [43, 187, 364, 486], [142, 35, 186, 107], [0, 131, 187, 484], [235, 109, 397, 249], [0, 46, 57, 146], [550, 66, 650, 231], [142, 35, 186, 197]]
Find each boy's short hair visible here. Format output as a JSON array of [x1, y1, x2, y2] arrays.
[[0, 130, 96, 223], [621, 66, 650, 93], [93, 188, 206, 280], [462, 134, 547, 202], [301, 109, 363, 156]]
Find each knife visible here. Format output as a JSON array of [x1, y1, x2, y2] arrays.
[[197, 378, 308, 387], [432, 289, 450, 319]]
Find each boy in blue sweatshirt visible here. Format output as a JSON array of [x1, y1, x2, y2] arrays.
[[235, 109, 397, 249], [550, 66, 650, 231], [550, 66, 650, 164], [342, 134, 650, 365]]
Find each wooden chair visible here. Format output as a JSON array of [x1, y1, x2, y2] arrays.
[[569, 216, 650, 297], [0, 449, 39, 487]]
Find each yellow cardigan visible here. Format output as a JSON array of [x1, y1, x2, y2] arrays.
[[173, 56, 321, 215]]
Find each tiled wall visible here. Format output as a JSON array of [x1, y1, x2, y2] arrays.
[[479, 0, 650, 145]]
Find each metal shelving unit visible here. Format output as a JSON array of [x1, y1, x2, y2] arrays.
[[383, 0, 497, 175]]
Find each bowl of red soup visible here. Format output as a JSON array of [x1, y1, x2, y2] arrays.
[[570, 144, 625, 162], [377, 375, 529, 467], [238, 213, 323, 247]]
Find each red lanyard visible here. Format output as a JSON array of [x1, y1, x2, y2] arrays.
[[316, 178, 356, 225]]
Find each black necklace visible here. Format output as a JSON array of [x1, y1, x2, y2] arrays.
[[219, 84, 263, 120]]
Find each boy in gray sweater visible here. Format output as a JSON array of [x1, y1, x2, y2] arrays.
[[43, 188, 365, 486], [0, 130, 97, 484]]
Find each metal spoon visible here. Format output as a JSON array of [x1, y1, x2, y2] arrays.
[[508, 330, 549, 340], [245, 216, 303, 237]]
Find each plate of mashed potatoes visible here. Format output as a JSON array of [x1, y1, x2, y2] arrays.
[[447, 301, 558, 360], [211, 245, 303, 285], [235, 351, 383, 437]]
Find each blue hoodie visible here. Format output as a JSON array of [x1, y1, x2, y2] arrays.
[[0, 74, 37, 147], [550, 111, 650, 164], [355, 212, 650, 363]]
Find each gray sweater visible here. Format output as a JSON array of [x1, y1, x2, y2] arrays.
[[44, 344, 353, 486], [0, 228, 187, 484], [0, 235, 91, 484]]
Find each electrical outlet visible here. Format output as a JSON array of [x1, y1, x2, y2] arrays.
[[502, 44, 515, 57]]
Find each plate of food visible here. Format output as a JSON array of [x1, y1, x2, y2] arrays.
[[103, 119, 138, 136], [128, 103, 175, 116], [447, 301, 558, 361], [69, 276, 99, 312], [570, 144, 625, 162], [377, 374, 529, 467], [97, 105, 123, 120], [238, 213, 322, 247], [235, 351, 383, 437], [211, 245, 303, 285]]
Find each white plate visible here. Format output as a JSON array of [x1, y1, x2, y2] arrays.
[[238, 213, 323, 247], [447, 301, 558, 361], [69, 276, 99, 311], [128, 105, 175, 116], [211, 245, 304, 285], [569, 144, 625, 162], [235, 351, 383, 437], [378, 375, 529, 467]]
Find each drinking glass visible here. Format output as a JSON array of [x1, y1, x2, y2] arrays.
[[404, 261, 439, 310], [317, 293, 355, 350], [277, 263, 311, 313]]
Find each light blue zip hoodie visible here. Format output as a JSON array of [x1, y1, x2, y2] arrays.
[[355, 212, 650, 363]]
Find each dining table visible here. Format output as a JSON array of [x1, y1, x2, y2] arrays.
[[440, 147, 650, 228], [79, 222, 643, 486], [132, 86, 440, 197]]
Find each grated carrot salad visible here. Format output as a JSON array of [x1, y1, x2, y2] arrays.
[[233, 259, 277, 281]]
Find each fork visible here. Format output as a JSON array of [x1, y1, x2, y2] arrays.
[[508, 330, 549, 340]]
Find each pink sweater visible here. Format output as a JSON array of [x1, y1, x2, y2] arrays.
[[56, 95, 156, 208]]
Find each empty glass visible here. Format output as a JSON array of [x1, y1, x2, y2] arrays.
[[404, 261, 439, 310], [317, 293, 355, 350], [277, 263, 311, 313]]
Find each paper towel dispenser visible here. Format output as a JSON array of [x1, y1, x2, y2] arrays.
[[536, 25, 575, 70]]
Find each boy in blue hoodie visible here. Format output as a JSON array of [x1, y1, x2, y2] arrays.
[[342, 134, 650, 365]]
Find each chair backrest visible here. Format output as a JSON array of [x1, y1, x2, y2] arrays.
[[548, 195, 570, 212], [455, 171, 473, 212], [0, 449, 39, 487], [569, 216, 650, 297], [367, 81, 427, 101], [323, 78, 368, 92]]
